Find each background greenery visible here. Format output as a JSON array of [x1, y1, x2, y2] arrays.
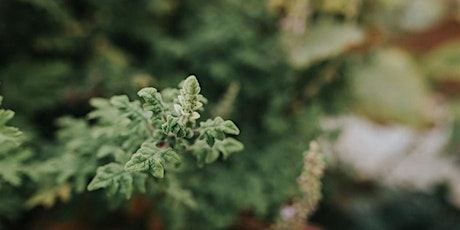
[[0, 0, 460, 229]]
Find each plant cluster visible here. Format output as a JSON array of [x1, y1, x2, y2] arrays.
[[0, 75, 245, 229], [1, 0, 459, 229]]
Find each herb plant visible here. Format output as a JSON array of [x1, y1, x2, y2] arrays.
[[0, 75, 244, 228], [85, 75, 243, 200]]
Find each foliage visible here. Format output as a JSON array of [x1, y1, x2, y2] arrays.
[[271, 141, 325, 230], [0, 96, 32, 224], [0, 0, 460, 229], [348, 49, 432, 127], [0, 75, 244, 229]]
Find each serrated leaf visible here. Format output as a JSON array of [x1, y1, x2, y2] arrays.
[[124, 144, 178, 179], [199, 117, 241, 147], [163, 149, 181, 165], [162, 115, 190, 138], [125, 150, 152, 172], [215, 138, 244, 159], [0, 150, 32, 186], [87, 163, 135, 199], [150, 158, 164, 178], [0, 126, 22, 147], [204, 133, 214, 146], [88, 163, 122, 190], [89, 97, 111, 108], [87, 98, 118, 121], [96, 145, 119, 159], [183, 75, 201, 95], [192, 138, 242, 166], [0, 109, 22, 147], [221, 120, 239, 135], [110, 95, 130, 108], [0, 109, 14, 125], [137, 87, 164, 117]]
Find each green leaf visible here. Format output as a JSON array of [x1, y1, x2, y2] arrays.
[[0, 109, 14, 126], [220, 120, 240, 135], [182, 75, 201, 95], [192, 138, 243, 166], [162, 115, 188, 137], [0, 107, 22, 147], [163, 149, 181, 165], [0, 150, 32, 186], [124, 149, 152, 172], [125, 143, 180, 178], [87, 98, 119, 122], [110, 95, 131, 108], [0, 125, 22, 148], [87, 163, 134, 199], [214, 138, 244, 159], [283, 19, 364, 69], [205, 149, 220, 164], [199, 117, 240, 147], [150, 158, 164, 178], [174, 75, 203, 126], [138, 87, 164, 118]]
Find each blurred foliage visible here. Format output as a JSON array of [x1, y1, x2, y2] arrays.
[[0, 0, 460, 229], [271, 142, 325, 230], [314, 169, 460, 230], [0, 96, 34, 225], [348, 49, 433, 127]]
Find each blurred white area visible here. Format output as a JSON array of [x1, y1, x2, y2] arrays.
[[323, 114, 460, 206]]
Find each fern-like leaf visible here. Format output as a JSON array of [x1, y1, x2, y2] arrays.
[[193, 138, 243, 166], [87, 163, 144, 199], [174, 75, 203, 126], [138, 87, 165, 119], [125, 142, 181, 178], [0, 97, 22, 149], [198, 117, 240, 146]]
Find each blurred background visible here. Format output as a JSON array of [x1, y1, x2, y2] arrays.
[[0, 0, 460, 229]]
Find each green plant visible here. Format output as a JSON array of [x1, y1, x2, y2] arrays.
[[270, 141, 325, 230], [0, 96, 33, 223], [34, 75, 242, 203], [85, 75, 243, 200], [0, 96, 26, 187], [1, 75, 244, 228], [1, 0, 459, 229]]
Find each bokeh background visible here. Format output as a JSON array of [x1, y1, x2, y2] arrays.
[[1, 0, 460, 229]]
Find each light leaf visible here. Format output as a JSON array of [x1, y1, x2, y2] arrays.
[[349, 49, 432, 127], [125, 144, 180, 179], [87, 163, 135, 199], [215, 138, 244, 159], [283, 19, 364, 69]]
